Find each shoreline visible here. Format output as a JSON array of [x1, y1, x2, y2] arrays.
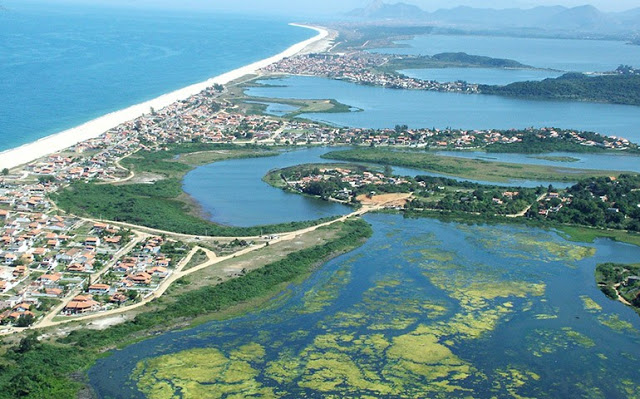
[[0, 23, 329, 170]]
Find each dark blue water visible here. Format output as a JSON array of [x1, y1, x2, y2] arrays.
[[374, 34, 640, 72], [246, 75, 640, 141], [0, 2, 313, 151], [88, 214, 640, 398]]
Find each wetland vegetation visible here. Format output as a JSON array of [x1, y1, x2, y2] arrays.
[[53, 144, 339, 236], [90, 215, 640, 398], [322, 148, 622, 182], [0, 218, 371, 398]]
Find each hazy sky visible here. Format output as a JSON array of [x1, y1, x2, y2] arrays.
[[14, 0, 640, 15]]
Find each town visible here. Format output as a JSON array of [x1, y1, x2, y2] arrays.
[[261, 52, 480, 93], [0, 72, 637, 330]]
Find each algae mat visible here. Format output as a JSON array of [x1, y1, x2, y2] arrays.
[[90, 214, 640, 398]]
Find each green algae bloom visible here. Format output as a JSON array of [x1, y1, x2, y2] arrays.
[[134, 346, 274, 399], [598, 314, 636, 333], [580, 295, 603, 312]]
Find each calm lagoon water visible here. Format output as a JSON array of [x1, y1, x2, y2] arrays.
[[399, 67, 563, 85], [89, 214, 640, 398], [0, 3, 313, 151], [246, 75, 640, 142], [182, 147, 351, 227], [183, 146, 579, 228], [374, 34, 640, 72]]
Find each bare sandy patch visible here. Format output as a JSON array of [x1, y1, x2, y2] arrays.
[[356, 193, 412, 207]]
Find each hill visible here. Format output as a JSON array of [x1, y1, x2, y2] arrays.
[[479, 73, 640, 106]]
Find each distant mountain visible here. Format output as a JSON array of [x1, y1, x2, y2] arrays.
[[347, 0, 426, 19], [545, 5, 617, 31], [345, 1, 640, 37]]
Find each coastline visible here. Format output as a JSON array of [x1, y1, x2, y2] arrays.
[[0, 23, 329, 170]]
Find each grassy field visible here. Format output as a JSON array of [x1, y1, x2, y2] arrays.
[[323, 148, 622, 183], [241, 96, 353, 118]]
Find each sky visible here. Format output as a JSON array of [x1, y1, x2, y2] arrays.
[[10, 0, 640, 15]]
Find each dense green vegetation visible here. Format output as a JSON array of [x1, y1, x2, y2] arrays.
[[322, 148, 619, 182], [479, 73, 640, 106], [486, 133, 622, 154], [407, 176, 539, 215], [595, 262, 640, 311], [53, 144, 338, 236], [0, 218, 372, 398], [268, 163, 411, 201], [535, 175, 640, 232], [381, 52, 531, 73]]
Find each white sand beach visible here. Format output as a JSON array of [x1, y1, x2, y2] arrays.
[[0, 24, 329, 170]]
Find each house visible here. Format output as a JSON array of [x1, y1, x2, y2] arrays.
[[44, 288, 63, 297], [63, 295, 100, 315], [88, 283, 111, 295], [129, 272, 152, 286], [38, 273, 62, 286], [12, 265, 27, 278], [109, 292, 127, 304], [92, 222, 108, 232], [3, 253, 17, 265], [67, 263, 88, 273], [84, 237, 101, 247], [149, 266, 168, 278], [104, 236, 122, 245]]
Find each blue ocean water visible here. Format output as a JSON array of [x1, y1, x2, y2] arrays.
[[0, 3, 313, 152]]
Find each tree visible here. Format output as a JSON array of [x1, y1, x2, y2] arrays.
[[16, 314, 35, 327], [15, 334, 39, 353], [395, 124, 408, 133], [1, 168, 8, 176], [127, 290, 139, 301], [383, 164, 393, 177]]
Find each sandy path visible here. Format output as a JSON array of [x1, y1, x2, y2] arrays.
[[5, 206, 374, 333]]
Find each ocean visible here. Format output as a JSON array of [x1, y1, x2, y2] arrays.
[[0, 2, 313, 152]]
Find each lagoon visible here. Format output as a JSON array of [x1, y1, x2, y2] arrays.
[[88, 213, 640, 398], [182, 147, 352, 227], [374, 34, 640, 72], [246, 75, 640, 141], [183, 146, 582, 228], [399, 67, 563, 86]]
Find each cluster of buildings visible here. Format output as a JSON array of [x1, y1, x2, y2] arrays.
[[535, 191, 572, 216], [1, 61, 637, 328], [285, 167, 412, 202], [62, 235, 182, 315], [261, 53, 479, 93], [0, 195, 130, 325], [0, 168, 190, 326], [270, 125, 635, 151]]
